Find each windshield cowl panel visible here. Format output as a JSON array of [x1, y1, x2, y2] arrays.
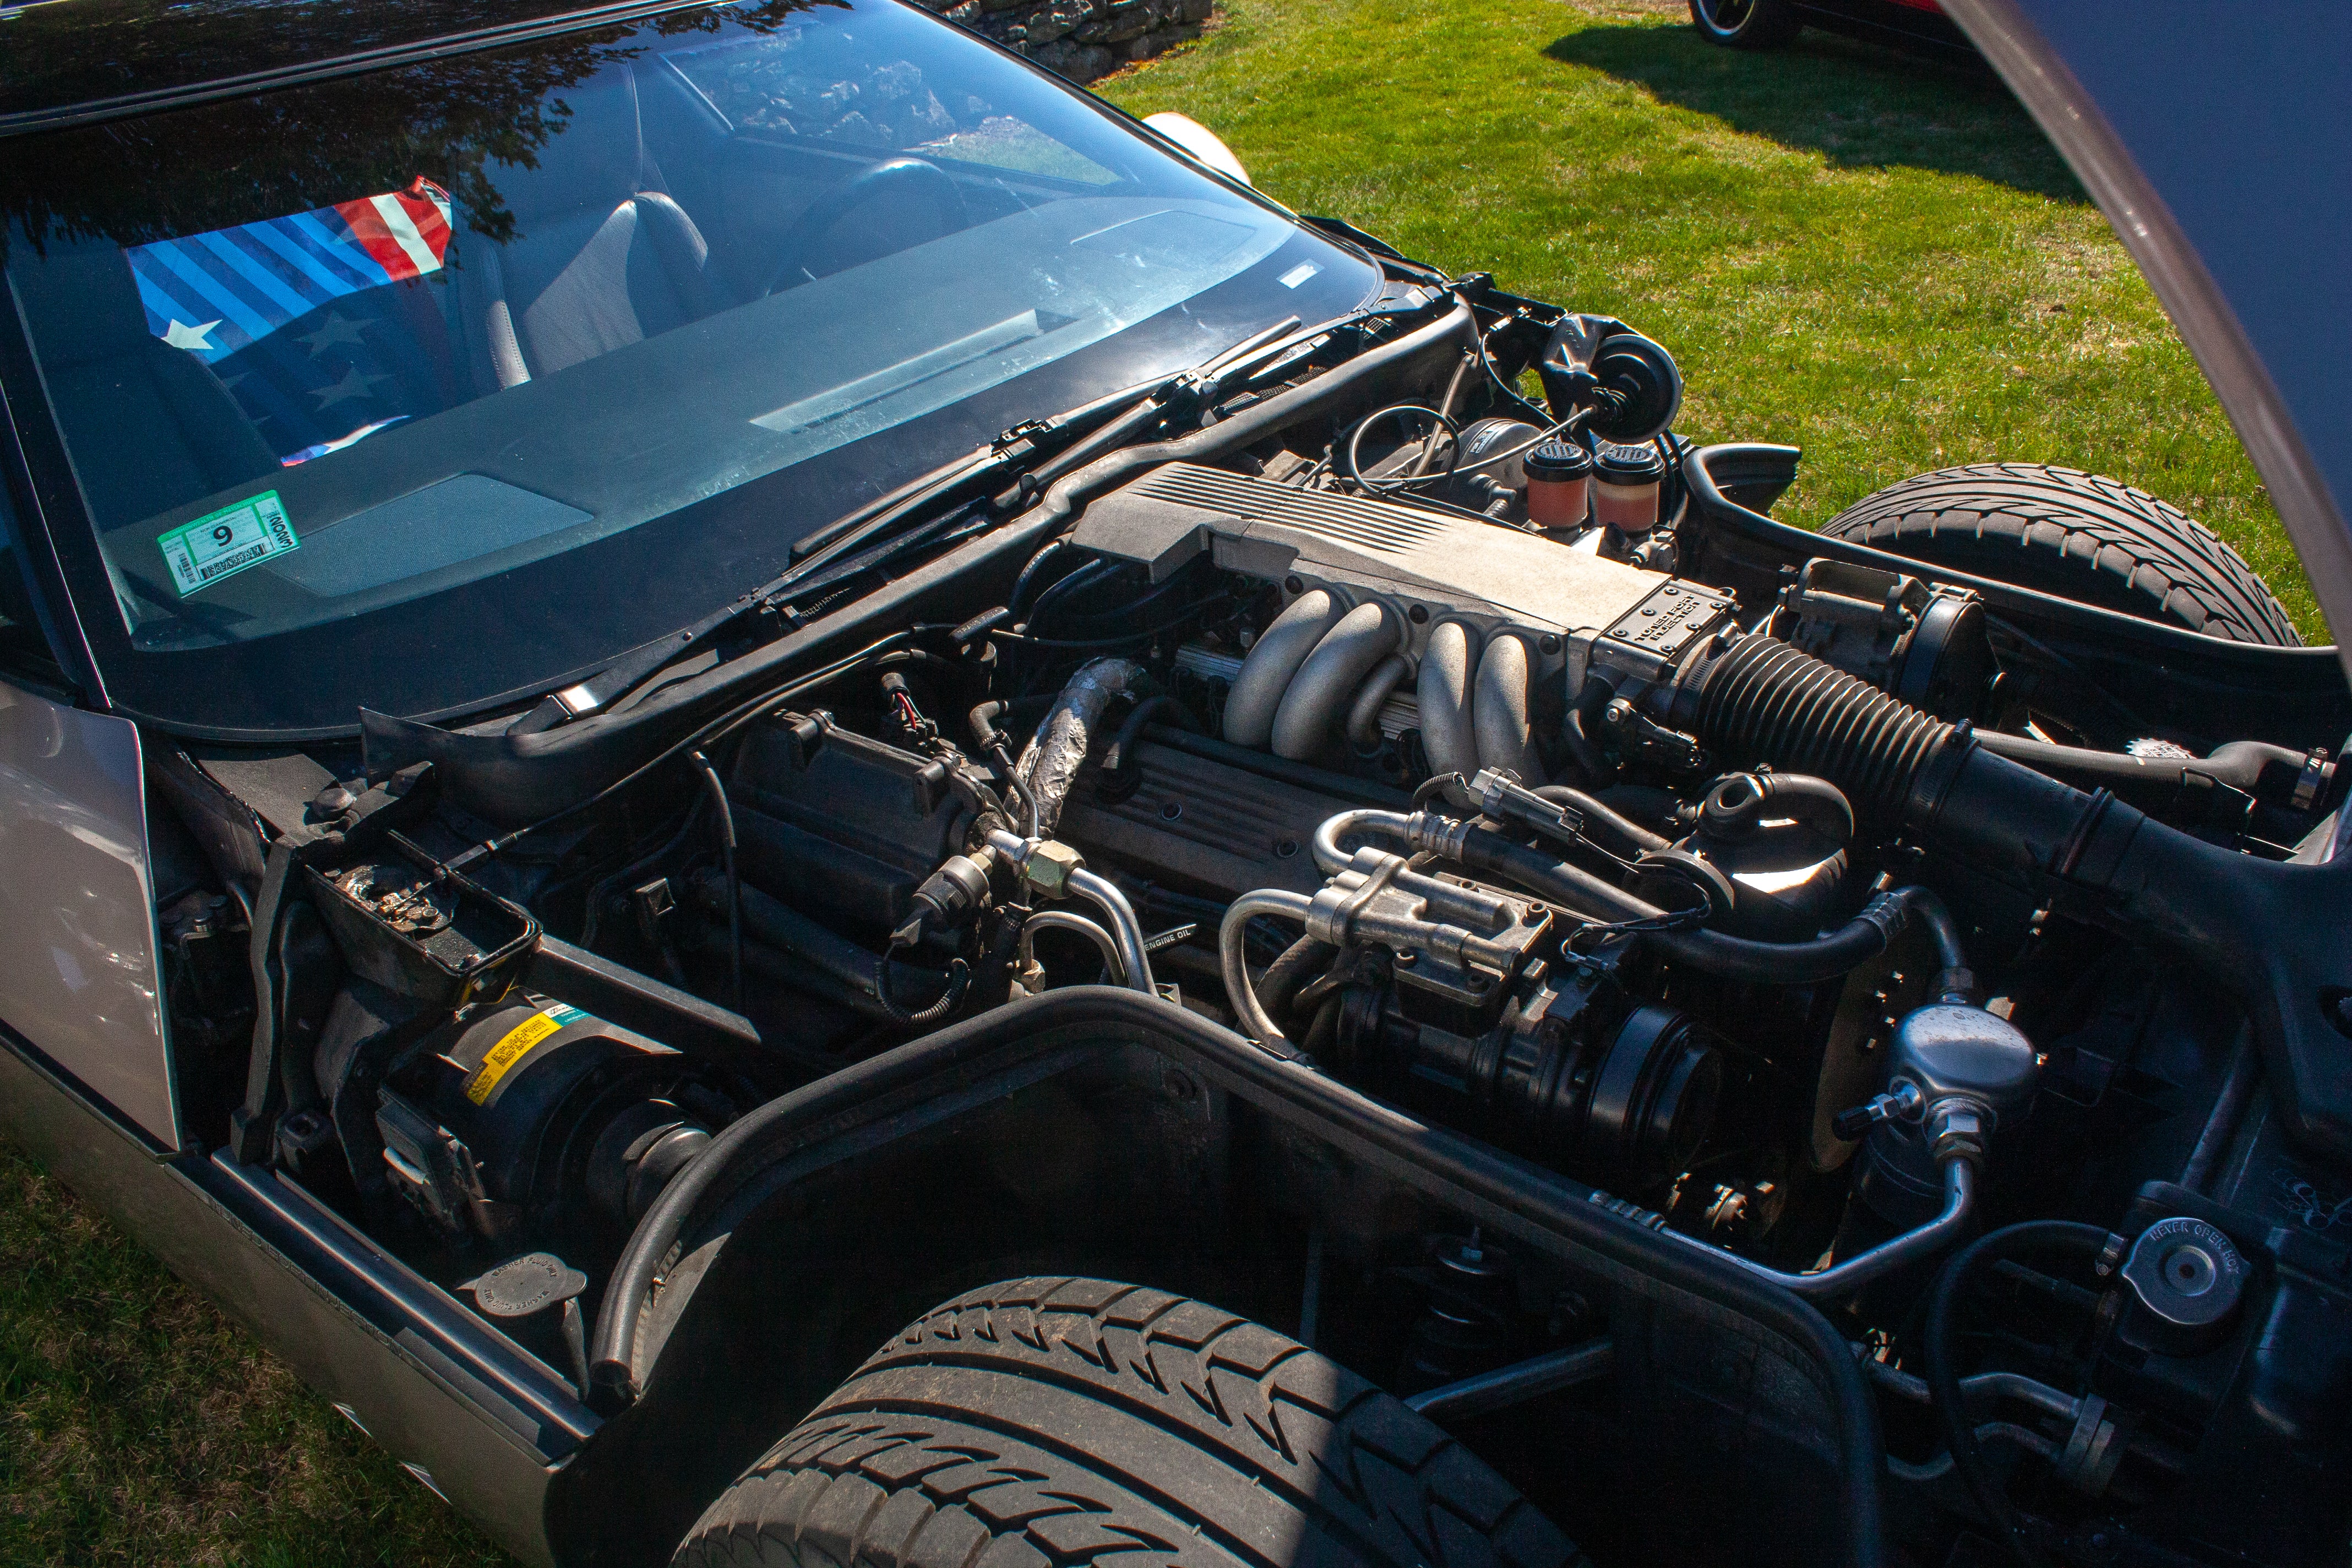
[[1, 0, 1378, 738]]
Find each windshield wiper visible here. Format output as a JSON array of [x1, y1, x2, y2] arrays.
[[505, 308, 1372, 736]]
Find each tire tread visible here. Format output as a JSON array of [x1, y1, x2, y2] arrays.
[[1817, 462, 2298, 645], [672, 1278, 1583, 1568]]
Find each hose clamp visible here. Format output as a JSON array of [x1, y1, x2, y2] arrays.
[[1854, 889, 1910, 945], [2055, 1393, 2125, 1497], [1405, 809, 1473, 862]]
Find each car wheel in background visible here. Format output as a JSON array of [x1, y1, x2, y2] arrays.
[[673, 1276, 1586, 1568], [1688, 0, 1804, 49], [1818, 462, 2301, 645]]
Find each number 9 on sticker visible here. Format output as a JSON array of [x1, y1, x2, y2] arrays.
[[156, 490, 300, 596]]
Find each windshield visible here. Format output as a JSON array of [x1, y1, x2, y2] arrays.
[[0, 0, 1376, 735]]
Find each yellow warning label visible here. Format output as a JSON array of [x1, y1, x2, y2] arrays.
[[465, 1004, 586, 1105]]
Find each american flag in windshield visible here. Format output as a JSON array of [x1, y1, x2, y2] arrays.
[[124, 178, 458, 466]]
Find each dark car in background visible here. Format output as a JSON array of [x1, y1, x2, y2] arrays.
[[4, 1, 2351, 1566], [1690, 0, 1977, 57]]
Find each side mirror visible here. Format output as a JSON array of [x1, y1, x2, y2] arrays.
[[1142, 112, 1252, 187]]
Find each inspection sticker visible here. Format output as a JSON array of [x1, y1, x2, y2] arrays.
[[156, 492, 299, 596], [466, 1003, 590, 1106]]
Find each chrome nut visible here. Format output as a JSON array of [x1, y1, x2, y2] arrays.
[[1928, 1101, 1988, 1164], [1022, 840, 1085, 900]]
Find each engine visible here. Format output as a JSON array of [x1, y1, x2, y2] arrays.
[[167, 293, 2352, 1567]]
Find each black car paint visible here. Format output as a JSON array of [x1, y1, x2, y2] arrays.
[[0, 0, 691, 132], [3, 2, 2351, 1566], [1787, 0, 1977, 59]]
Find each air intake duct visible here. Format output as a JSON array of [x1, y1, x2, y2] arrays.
[[1676, 634, 1957, 824], [1661, 632, 2130, 880], [1652, 630, 2352, 1167]]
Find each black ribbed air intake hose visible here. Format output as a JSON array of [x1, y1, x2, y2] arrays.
[[1652, 633, 2352, 1169], [1684, 635, 1957, 822]]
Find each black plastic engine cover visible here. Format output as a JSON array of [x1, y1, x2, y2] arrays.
[[729, 711, 972, 941]]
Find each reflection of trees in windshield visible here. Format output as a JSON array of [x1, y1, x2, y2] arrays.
[[680, 42, 966, 144], [666, 26, 1115, 183], [0, 0, 839, 260]]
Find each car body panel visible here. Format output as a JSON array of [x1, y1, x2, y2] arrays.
[[0, 677, 176, 1144], [0, 0, 705, 135], [0, 2, 2345, 1565], [1948, 0, 2352, 671], [0, 1022, 591, 1567], [1794, 0, 1971, 55]]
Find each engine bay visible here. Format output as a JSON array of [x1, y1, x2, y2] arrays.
[[149, 275, 2352, 1566]]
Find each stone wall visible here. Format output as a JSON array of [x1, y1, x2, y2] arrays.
[[907, 0, 1216, 84]]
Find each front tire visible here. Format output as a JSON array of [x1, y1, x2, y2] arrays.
[[674, 1276, 1585, 1568], [1817, 462, 2300, 645], [1689, 0, 1803, 48]]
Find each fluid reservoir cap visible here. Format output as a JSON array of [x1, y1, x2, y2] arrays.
[[2121, 1216, 2247, 1353], [1523, 440, 1593, 481], [1593, 442, 1667, 484]]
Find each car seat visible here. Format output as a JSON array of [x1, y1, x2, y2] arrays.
[[454, 64, 729, 388]]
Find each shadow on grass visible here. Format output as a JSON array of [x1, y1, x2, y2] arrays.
[[1544, 22, 2087, 202]]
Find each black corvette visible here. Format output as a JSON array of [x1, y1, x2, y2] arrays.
[[3, 2, 2349, 1566]]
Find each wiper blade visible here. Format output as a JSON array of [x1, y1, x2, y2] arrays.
[[505, 494, 987, 737], [502, 394, 1142, 736], [509, 308, 1380, 734]]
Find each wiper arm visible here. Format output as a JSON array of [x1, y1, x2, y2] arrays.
[[501, 388, 1155, 736], [508, 308, 1371, 734]]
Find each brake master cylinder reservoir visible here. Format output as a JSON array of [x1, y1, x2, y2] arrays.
[[1593, 442, 1666, 532], [1523, 440, 1593, 535]]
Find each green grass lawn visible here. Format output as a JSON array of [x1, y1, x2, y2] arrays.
[[0, 1146, 508, 1567], [0, 5, 2322, 1565], [1106, 0, 2320, 639]]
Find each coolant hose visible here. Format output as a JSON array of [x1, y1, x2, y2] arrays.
[[1561, 673, 1619, 790], [1273, 600, 1402, 760], [1455, 824, 1911, 983], [1346, 652, 1414, 750], [1015, 656, 1147, 836], [1416, 620, 1481, 777], [1972, 729, 2326, 808], [1700, 771, 1855, 847], [1923, 1222, 2110, 1567], [1473, 631, 1541, 780], [1104, 693, 1188, 774], [1226, 589, 1347, 749], [1262, 934, 1342, 1018], [1314, 808, 1922, 984]]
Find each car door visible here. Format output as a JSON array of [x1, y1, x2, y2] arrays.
[[0, 477, 178, 1148]]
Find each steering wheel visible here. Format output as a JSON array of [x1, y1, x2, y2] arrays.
[[761, 156, 969, 295]]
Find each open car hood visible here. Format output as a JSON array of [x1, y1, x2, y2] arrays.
[[1945, 0, 2352, 675]]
